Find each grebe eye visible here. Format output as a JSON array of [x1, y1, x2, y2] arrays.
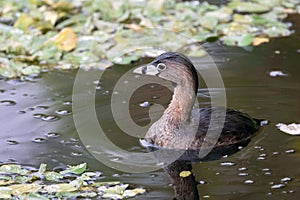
[[157, 63, 166, 71]]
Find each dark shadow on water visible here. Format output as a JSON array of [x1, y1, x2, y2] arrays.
[[144, 127, 264, 199]]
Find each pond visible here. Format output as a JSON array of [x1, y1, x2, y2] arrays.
[[0, 14, 299, 199]]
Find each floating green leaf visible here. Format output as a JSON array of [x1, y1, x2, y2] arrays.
[[54, 191, 79, 198], [263, 26, 292, 37], [0, 164, 29, 175], [199, 16, 218, 30], [14, 175, 33, 184], [79, 191, 98, 198], [60, 163, 87, 175], [99, 184, 129, 195], [44, 183, 78, 193], [38, 163, 47, 174], [0, 187, 12, 199], [25, 192, 50, 200], [222, 34, 254, 47], [44, 171, 63, 181], [228, 1, 271, 13], [238, 34, 254, 46], [0, 163, 145, 199], [20, 65, 41, 76], [205, 6, 233, 22]]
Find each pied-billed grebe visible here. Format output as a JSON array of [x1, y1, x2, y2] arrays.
[[134, 52, 262, 152]]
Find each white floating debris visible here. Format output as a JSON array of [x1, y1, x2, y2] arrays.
[[139, 101, 151, 107], [281, 177, 292, 182], [269, 70, 288, 77], [285, 149, 295, 154], [274, 50, 281, 54], [276, 123, 300, 135], [220, 161, 236, 166], [271, 183, 285, 189], [244, 179, 255, 184]]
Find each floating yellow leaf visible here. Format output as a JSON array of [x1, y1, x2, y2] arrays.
[[179, 171, 191, 178], [28, 0, 42, 5], [8, 184, 41, 195], [124, 24, 142, 31], [92, 181, 120, 187], [43, 0, 73, 10], [14, 14, 34, 31], [52, 28, 77, 51], [252, 37, 270, 46], [0, 180, 14, 186], [130, 188, 146, 195], [123, 188, 146, 198], [52, 2, 73, 10]]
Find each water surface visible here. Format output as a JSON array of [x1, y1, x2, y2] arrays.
[[0, 14, 299, 200]]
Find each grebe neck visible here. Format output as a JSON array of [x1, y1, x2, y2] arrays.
[[163, 79, 196, 126]]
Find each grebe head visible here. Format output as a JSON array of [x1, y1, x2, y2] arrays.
[[134, 52, 198, 94]]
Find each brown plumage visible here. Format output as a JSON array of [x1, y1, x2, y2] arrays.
[[134, 52, 263, 158]]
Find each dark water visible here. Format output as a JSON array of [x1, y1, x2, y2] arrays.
[[0, 15, 299, 199]]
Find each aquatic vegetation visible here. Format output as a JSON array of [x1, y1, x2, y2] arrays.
[[0, 163, 145, 199], [0, 0, 299, 78]]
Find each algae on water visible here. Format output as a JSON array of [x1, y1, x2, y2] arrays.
[[0, 0, 299, 78]]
